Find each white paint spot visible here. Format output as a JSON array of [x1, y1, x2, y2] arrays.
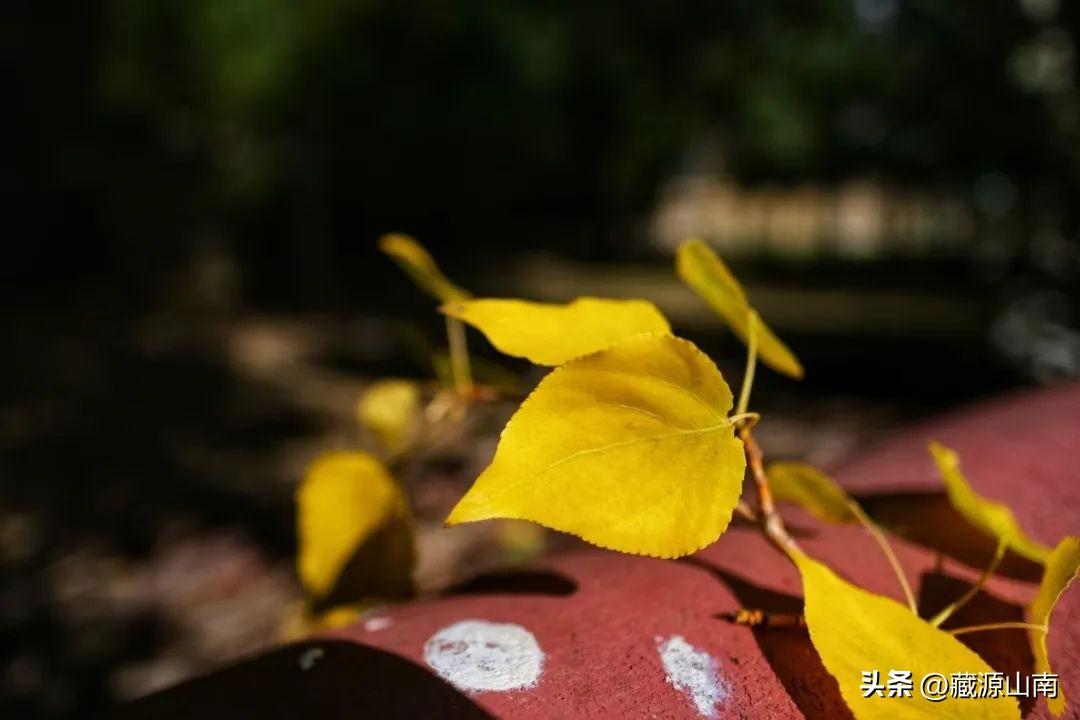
[[299, 647, 323, 671], [423, 620, 544, 692], [363, 615, 394, 632], [656, 635, 728, 718]]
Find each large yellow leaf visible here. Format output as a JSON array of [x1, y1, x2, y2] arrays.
[[1029, 536, 1080, 716], [379, 233, 470, 302], [445, 333, 745, 557], [929, 442, 1051, 563], [795, 553, 1019, 720], [675, 238, 803, 378], [296, 451, 415, 603], [357, 379, 421, 454], [768, 461, 855, 523], [440, 297, 671, 366]]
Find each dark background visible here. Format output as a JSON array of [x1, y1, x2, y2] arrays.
[[4, 1, 1080, 716]]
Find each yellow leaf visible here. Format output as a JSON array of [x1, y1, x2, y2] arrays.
[[379, 233, 470, 302], [280, 601, 368, 641], [929, 442, 1051, 563], [675, 238, 803, 378], [357, 379, 421, 454], [440, 296, 671, 366], [296, 451, 415, 602], [1029, 536, 1080, 716], [446, 333, 745, 557], [795, 552, 1019, 720], [768, 461, 856, 523]]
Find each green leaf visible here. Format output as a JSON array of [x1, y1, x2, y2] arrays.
[[795, 552, 1019, 720], [929, 442, 1051, 563], [675, 238, 803, 378], [379, 233, 470, 302], [446, 333, 745, 557], [440, 296, 671, 366], [1029, 536, 1080, 716]]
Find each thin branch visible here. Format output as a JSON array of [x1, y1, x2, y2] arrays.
[[930, 539, 1006, 628], [723, 608, 806, 629], [848, 501, 918, 615], [735, 499, 758, 523], [741, 426, 800, 557], [949, 622, 1047, 637]]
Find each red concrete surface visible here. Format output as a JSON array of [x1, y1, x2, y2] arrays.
[[119, 382, 1080, 719]]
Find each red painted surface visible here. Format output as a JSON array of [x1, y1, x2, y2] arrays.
[[120, 382, 1080, 719]]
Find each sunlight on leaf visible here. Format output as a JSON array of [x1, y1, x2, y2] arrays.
[[795, 552, 1019, 720], [675, 238, 803, 378], [446, 333, 745, 557], [1029, 536, 1080, 716], [768, 461, 855, 523], [440, 297, 671, 366], [357, 379, 421, 455], [929, 442, 1051, 563], [297, 451, 415, 602], [379, 233, 470, 302]]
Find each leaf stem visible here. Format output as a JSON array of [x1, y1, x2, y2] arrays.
[[848, 501, 918, 615], [929, 539, 1006, 628], [948, 621, 1047, 637], [735, 311, 759, 418], [445, 316, 473, 396]]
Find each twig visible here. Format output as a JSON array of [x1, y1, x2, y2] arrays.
[[735, 499, 758, 523], [735, 310, 799, 558], [724, 608, 806, 629]]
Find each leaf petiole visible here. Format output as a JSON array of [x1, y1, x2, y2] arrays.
[[735, 311, 759, 418], [445, 315, 474, 396], [948, 621, 1047, 637], [929, 538, 1006, 628]]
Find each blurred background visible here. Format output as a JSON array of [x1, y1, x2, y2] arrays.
[[5, 1, 1080, 716]]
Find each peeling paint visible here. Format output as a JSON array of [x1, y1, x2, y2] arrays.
[[423, 620, 544, 692], [656, 635, 728, 718]]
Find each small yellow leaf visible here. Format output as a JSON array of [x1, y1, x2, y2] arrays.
[[280, 601, 368, 641], [379, 233, 470, 302], [929, 442, 1051, 563], [357, 379, 421, 454], [1029, 536, 1080, 716], [768, 461, 856, 523], [446, 333, 745, 557], [795, 552, 1019, 720], [296, 451, 415, 602], [675, 238, 803, 378], [440, 296, 671, 366]]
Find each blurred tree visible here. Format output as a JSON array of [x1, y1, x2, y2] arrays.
[[7, 0, 1080, 307]]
